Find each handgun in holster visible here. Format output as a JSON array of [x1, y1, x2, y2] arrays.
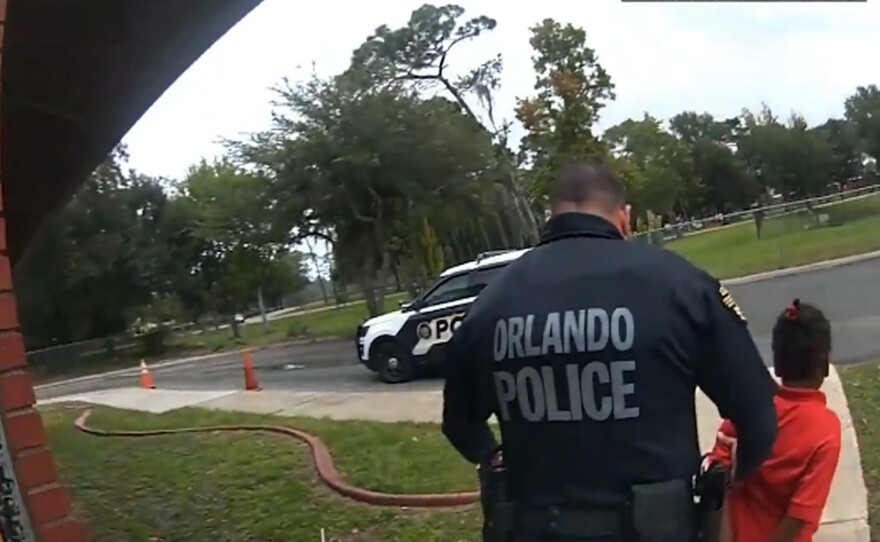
[[478, 456, 514, 542], [693, 457, 731, 542]]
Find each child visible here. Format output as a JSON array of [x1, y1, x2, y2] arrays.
[[709, 298, 841, 542]]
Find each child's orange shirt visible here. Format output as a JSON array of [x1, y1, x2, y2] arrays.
[[709, 386, 841, 542]]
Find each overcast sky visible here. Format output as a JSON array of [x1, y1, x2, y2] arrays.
[[121, 0, 879, 180]]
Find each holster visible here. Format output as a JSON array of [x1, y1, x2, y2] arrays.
[[693, 459, 730, 542], [478, 461, 514, 542], [630, 479, 695, 542], [516, 481, 697, 542]]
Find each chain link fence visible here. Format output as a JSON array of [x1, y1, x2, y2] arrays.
[[26, 328, 173, 383], [632, 184, 880, 247], [631, 185, 880, 278]]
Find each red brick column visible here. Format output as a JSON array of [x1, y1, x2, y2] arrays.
[[0, 1, 89, 540]]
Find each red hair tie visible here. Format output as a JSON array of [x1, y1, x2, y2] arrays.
[[784, 298, 801, 320]]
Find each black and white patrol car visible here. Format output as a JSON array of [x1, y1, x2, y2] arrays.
[[356, 249, 529, 383]]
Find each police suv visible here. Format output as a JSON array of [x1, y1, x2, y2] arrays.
[[356, 249, 529, 383]]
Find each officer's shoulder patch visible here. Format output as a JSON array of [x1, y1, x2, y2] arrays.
[[718, 285, 746, 323]]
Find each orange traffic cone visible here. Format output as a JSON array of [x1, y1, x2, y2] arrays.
[[140, 360, 155, 389], [243, 351, 261, 391]]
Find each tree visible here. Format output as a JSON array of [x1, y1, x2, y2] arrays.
[[281, 251, 312, 295], [604, 115, 700, 219], [736, 108, 834, 199], [845, 84, 880, 163], [179, 159, 288, 336], [813, 119, 862, 185], [515, 18, 615, 200], [669, 111, 739, 146], [419, 218, 445, 280], [347, 3, 540, 244], [689, 139, 758, 213], [233, 71, 498, 316], [150, 195, 214, 325], [15, 145, 173, 347], [669, 111, 758, 213]]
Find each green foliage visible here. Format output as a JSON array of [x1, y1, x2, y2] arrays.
[[285, 320, 310, 339], [15, 145, 169, 347], [845, 84, 880, 162], [516, 18, 615, 197], [230, 66, 501, 316], [419, 218, 445, 280], [346, 3, 540, 246], [605, 114, 701, 218], [17, 148, 312, 350]]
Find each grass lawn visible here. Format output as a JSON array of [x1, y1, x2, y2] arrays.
[[668, 194, 880, 279], [45, 406, 484, 542], [172, 292, 409, 353], [838, 362, 880, 534]]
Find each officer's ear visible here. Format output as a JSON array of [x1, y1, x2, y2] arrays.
[[617, 204, 632, 238]]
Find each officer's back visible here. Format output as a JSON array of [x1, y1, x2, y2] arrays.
[[483, 212, 713, 499], [441, 162, 777, 541]]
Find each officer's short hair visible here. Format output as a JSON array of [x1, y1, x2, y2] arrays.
[[550, 162, 625, 211]]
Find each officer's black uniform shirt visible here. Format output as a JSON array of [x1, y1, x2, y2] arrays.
[[442, 212, 777, 504]]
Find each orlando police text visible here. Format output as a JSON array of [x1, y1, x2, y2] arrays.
[[492, 308, 638, 423]]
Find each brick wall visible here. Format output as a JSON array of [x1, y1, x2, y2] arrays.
[[0, 1, 89, 540]]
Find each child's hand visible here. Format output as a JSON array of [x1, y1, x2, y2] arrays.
[[716, 432, 738, 481]]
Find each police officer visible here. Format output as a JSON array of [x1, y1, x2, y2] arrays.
[[441, 162, 778, 542]]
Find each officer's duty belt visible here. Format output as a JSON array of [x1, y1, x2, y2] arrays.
[[517, 506, 625, 538]]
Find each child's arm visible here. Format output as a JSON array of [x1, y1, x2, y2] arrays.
[[708, 419, 738, 468], [766, 517, 807, 542], [769, 429, 842, 542]]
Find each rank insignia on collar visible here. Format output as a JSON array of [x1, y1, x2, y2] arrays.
[[719, 285, 746, 322]]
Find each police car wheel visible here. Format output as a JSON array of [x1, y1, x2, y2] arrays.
[[373, 341, 415, 384]]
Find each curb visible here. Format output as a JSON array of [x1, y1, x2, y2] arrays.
[[723, 250, 880, 286], [73, 409, 479, 508]]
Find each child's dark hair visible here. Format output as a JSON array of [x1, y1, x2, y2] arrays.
[[771, 299, 832, 381]]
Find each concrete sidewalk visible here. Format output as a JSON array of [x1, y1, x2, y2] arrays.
[[40, 366, 869, 541], [39, 387, 240, 414]]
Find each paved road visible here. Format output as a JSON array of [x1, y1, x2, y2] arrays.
[[736, 258, 880, 365], [37, 258, 880, 401]]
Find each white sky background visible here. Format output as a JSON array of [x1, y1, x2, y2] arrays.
[[120, 0, 880, 278]]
